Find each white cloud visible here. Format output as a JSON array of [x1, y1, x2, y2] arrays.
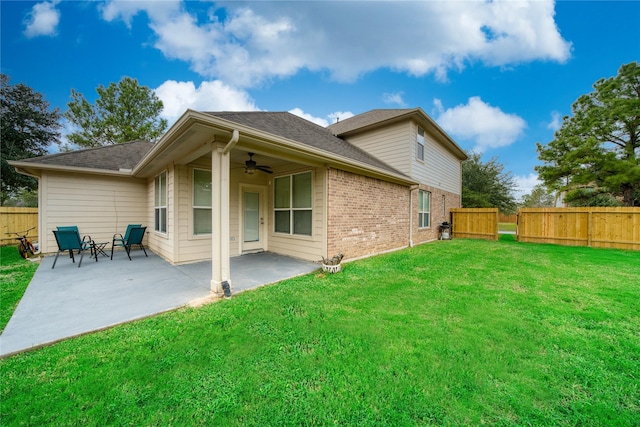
[[513, 173, 541, 200], [434, 97, 526, 152], [100, 1, 571, 88], [383, 92, 407, 107], [547, 110, 563, 132], [289, 109, 354, 128], [328, 111, 354, 126], [23, 1, 60, 38], [154, 80, 259, 125]]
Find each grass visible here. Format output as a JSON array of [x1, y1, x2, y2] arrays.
[[1, 238, 639, 426], [498, 222, 517, 232], [0, 245, 39, 333]]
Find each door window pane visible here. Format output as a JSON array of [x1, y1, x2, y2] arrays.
[[244, 192, 259, 242]]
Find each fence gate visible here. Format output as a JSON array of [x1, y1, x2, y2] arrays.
[[450, 208, 499, 241]]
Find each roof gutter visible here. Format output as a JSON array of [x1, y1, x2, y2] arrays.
[[8, 160, 135, 178]]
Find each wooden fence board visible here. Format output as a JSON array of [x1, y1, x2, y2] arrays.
[[518, 207, 640, 250], [0, 207, 39, 246], [451, 208, 499, 241]]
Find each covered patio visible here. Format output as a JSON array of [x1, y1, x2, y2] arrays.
[[0, 250, 319, 358]]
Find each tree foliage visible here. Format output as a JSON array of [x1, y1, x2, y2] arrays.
[[536, 62, 640, 207], [0, 74, 61, 205], [462, 152, 518, 214], [520, 184, 555, 208], [64, 77, 168, 148]]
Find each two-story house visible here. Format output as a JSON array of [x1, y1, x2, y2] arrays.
[[9, 108, 467, 295]]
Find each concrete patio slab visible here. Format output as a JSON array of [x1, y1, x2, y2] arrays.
[[0, 250, 319, 357]]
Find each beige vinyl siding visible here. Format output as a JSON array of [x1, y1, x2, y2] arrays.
[[39, 171, 147, 254], [172, 164, 213, 263], [268, 166, 325, 262], [411, 127, 462, 195], [343, 121, 412, 174]]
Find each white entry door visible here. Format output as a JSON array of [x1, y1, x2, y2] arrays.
[[242, 187, 265, 252]]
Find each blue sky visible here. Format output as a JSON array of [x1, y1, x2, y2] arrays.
[[2, 1, 639, 199]]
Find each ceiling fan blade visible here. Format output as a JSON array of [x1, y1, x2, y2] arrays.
[[257, 166, 273, 174]]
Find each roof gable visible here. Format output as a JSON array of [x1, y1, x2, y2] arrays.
[[205, 111, 407, 177], [327, 109, 416, 135], [328, 108, 467, 160]]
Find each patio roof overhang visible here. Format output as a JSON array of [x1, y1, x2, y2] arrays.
[[133, 110, 418, 186]]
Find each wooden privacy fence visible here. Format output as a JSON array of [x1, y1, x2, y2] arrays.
[[499, 213, 517, 223], [0, 207, 39, 246], [450, 208, 499, 241], [518, 207, 640, 251]]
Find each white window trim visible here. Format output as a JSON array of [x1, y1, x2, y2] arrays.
[[274, 170, 313, 237], [419, 190, 431, 229], [154, 171, 167, 235], [416, 126, 425, 162], [192, 168, 212, 237]]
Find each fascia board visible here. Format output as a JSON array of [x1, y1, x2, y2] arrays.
[[8, 160, 134, 178]]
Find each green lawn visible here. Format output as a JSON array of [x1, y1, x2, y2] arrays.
[[0, 245, 39, 333], [498, 222, 517, 232], [1, 238, 639, 426]]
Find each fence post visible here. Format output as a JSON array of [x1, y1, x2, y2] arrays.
[[587, 209, 592, 248]]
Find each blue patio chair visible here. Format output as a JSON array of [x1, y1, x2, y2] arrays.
[[52, 229, 91, 268], [111, 225, 148, 260], [57, 225, 94, 259]]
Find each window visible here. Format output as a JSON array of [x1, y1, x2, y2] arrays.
[[419, 190, 430, 228], [193, 169, 212, 235], [442, 195, 446, 217], [274, 171, 312, 236], [416, 126, 425, 161], [154, 172, 167, 233]]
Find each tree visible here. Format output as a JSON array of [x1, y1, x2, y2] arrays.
[[462, 152, 518, 213], [65, 77, 168, 148], [520, 184, 555, 208], [1, 74, 61, 205], [536, 62, 640, 207]]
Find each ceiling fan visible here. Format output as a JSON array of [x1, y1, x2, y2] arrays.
[[244, 152, 273, 174]]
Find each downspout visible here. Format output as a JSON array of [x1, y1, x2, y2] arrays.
[[223, 129, 239, 154], [409, 184, 419, 247]]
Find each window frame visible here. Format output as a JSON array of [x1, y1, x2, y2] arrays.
[[418, 190, 431, 228], [274, 171, 313, 237], [416, 126, 425, 162], [154, 171, 167, 234], [192, 168, 212, 236]]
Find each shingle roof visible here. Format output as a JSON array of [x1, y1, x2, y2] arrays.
[[205, 111, 407, 177], [16, 140, 154, 171], [327, 109, 417, 135]]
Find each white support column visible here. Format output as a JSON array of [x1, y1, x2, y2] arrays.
[[211, 142, 232, 295]]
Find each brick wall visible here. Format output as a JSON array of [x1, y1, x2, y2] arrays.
[[327, 168, 411, 260], [411, 184, 461, 245]]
